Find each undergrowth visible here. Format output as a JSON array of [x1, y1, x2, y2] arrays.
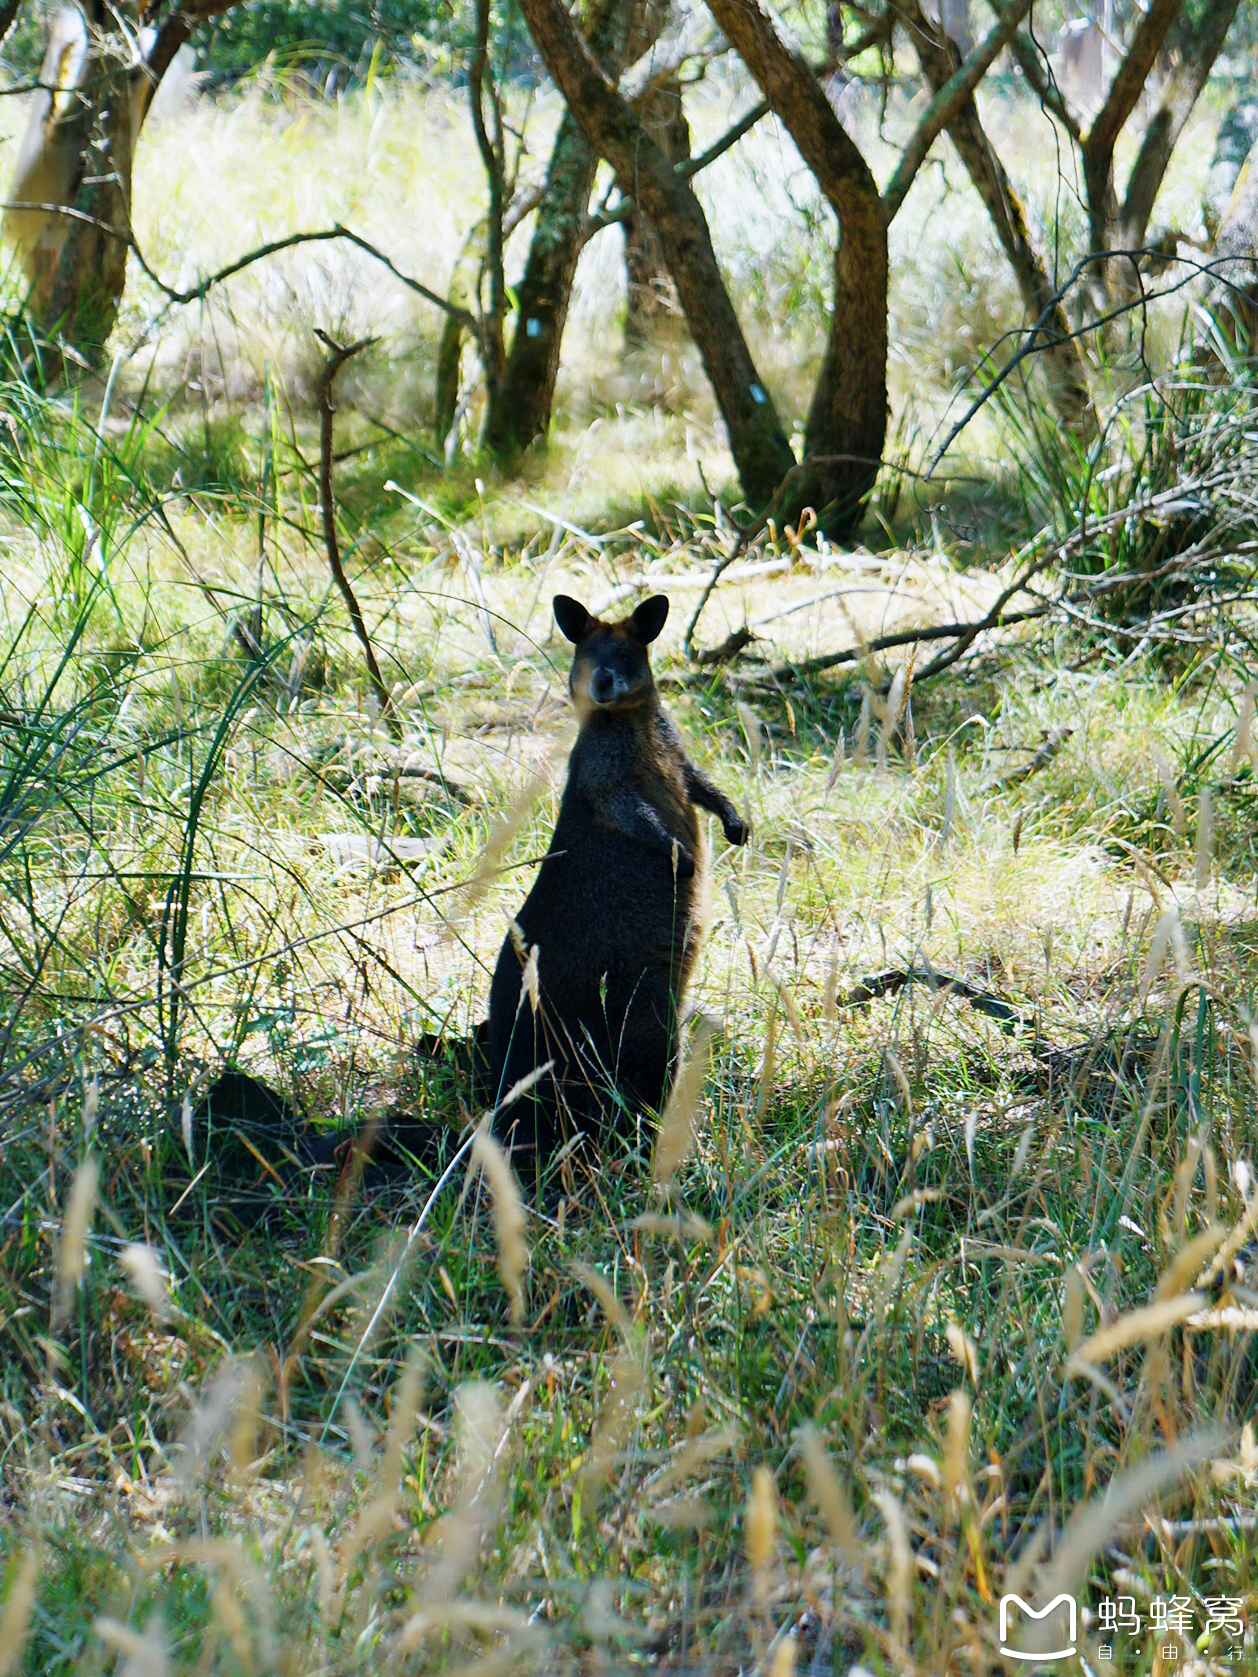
[[0, 328, 1249, 1677]]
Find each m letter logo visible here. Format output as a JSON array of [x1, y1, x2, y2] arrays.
[[998, 1594, 1078, 1661]]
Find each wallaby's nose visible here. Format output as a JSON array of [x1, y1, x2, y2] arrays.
[[592, 669, 615, 703]]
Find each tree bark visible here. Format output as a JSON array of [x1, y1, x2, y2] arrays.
[[468, 0, 506, 397], [514, 0, 795, 505], [1118, 0, 1240, 251], [37, 4, 133, 365], [706, 0, 887, 534], [1080, 0, 1182, 257], [903, 1, 1092, 431], [1201, 132, 1258, 352], [482, 0, 637, 460], [622, 75, 688, 339]]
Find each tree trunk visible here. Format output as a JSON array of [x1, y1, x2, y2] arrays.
[[706, 0, 886, 535], [1205, 96, 1258, 239], [622, 76, 688, 340], [1201, 132, 1258, 352], [514, 0, 795, 505], [482, 0, 640, 460], [1118, 0, 1240, 252], [1080, 0, 1182, 258], [51, 83, 134, 361], [468, 0, 506, 398], [4, 0, 237, 371], [904, 2, 1092, 431]]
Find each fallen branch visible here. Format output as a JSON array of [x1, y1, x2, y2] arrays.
[[845, 966, 1035, 1033], [314, 330, 402, 743], [683, 453, 881, 660], [693, 626, 756, 666], [983, 726, 1073, 791], [727, 601, 1051, 689], [313, 756, 477, 807]]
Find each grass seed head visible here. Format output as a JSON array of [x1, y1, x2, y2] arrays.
[[0, 1552, 38, 1677], [769, 1636, 797, 1677], [119, 1243, 171, 1321], [582, 1347, 645, 1504], [798, 1424, 860, 1561], [745, 1465, 777, 1602], [1195, 786, 1214, 889], [653, 1020, 713, 1188], [872, 1489, 912, 1648], [943, 1388, 972, 1512], [53, 1156, 98, 1330], [94, 1618, 169, 1677], [471, 1118, 529, 1326]]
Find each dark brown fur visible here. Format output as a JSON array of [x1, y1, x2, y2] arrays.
[[486, 594, 748, 1175]]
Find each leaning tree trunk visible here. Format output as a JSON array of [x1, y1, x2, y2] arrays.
[[904, 2, 1093, 432], [622, 75, 689, 340], [1117, 0, 1240, 252], [514, 0, 794, 504], [479, 109, 597, 458], [1079, 0, 1182, 262], [706, 0, 888, 536], [4, 0, 236, 371], [482, 0, 652, 461]]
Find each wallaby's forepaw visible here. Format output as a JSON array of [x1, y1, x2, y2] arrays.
[[723, 813, 750, 846], [673, 845, 697, 879]]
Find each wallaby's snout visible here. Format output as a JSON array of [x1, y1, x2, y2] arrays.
[[591, 663, 617, 705]]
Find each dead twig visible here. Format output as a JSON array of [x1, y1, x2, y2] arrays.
[[314, 330, 402, 743], [694, 627, 756, 666], [723, 601, 1051, 690]]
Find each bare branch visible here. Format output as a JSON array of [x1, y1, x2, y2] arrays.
[[881, 0, 1033, 225], [993, 5, 1082, 143], [0, 0, 24, 48], [2, 202, 481, 337], [899, 0, 1091, 431], [314, 331, 401, 743], [468, 0, 507, 392], [924, 248, 1244, 472], [680, 99, 770, 181]]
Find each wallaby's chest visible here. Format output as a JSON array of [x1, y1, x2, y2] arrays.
[[565, 710, 692, 835]]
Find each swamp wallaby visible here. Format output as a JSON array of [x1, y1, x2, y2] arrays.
[[485, 593, 749, 1171]]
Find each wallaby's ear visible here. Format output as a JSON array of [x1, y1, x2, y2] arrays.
[[630, 595, 669, 644], [554, 595, 592, 643]]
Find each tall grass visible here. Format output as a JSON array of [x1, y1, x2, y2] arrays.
[[0, 330, 1248, 1672], [0, 59, 1249, 1677]]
